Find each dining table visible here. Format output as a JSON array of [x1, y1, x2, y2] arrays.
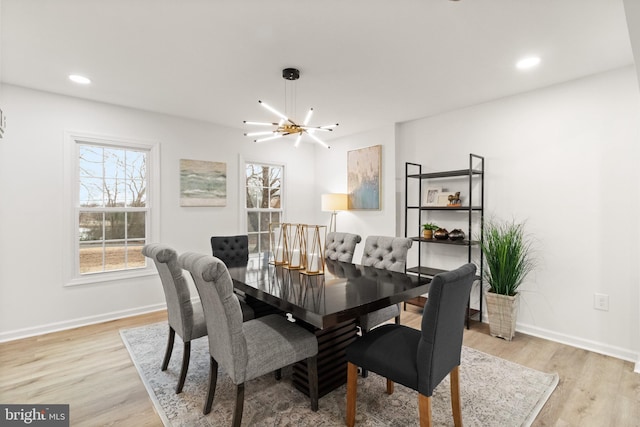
[[227, 257, 431, 398]]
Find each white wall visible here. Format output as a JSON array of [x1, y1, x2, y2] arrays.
[[397, 66, 640, 362], [0, 84, 317, 340], [623, 0, 640, 374], [313, 125, 397, 262]]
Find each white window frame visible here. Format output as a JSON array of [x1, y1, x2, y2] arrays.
[[241, 158, 285, 266], [63, 131, 160, 286]]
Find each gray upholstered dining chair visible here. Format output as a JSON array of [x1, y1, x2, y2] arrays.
[[178, 252, 319, 425], [142, 244, 209, 394], [325, 232, 362, 263], [142, 243, 255, 394], [210, 235, 249, 268], [358, 235, 413, 333], [345, 263, 476, 427]]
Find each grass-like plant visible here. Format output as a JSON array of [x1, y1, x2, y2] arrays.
[[479, 218, 534, 296], [422, 222, 440, 231]]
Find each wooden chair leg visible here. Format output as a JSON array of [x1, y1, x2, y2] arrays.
[[176, 341, 190, 394], [346, 362, 358, 427], [161, 327, 175, 371], [203, 357, 218, 415], [307, 355, 319, 411], [418, 393, 432, 427], [450, 365, 463, 427], [232, 383, 245, 427], [386, 379, 394, 395]]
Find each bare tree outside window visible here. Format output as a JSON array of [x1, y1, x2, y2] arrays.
[[78, 144, 148, 274], [246, 163, 283, 261]]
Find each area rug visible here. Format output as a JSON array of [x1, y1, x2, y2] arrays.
[[121, 322, 558, 426]]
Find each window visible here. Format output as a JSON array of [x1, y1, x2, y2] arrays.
[[66, 132, 158, 285], [245, 162, 283, 263]]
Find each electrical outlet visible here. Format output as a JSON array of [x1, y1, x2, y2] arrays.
[[594, 293, 609, 311]]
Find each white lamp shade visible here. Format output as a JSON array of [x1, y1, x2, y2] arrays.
[[321, 193, 348, 211]]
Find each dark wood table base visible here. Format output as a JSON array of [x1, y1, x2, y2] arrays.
[[292, 319, 359, 398]]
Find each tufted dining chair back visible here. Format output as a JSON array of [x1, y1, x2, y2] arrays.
[[325, 232, 362, 263], [360, 235, 413, 273], [210, 235, 249, 268]]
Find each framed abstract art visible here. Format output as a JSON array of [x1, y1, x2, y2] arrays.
[[347, 145, 381, 210]]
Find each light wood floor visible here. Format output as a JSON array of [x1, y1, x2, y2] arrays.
[[1, 309, 638, 426]]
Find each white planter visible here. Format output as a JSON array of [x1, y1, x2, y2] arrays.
[[485, 292, 519, 341]]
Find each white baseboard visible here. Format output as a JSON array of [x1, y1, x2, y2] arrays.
[[0, 303, 167, 343], [516, 322, 639, 365]]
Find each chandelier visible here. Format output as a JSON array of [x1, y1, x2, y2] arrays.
[[244, 68, 338, 149]]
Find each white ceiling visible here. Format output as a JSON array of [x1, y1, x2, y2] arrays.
[[1, 0, 635, 143]]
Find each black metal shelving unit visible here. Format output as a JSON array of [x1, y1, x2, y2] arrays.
[[403, 153, 485, 328]]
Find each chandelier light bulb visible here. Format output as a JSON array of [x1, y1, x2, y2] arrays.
[[255, 133, 284, 143], [244, 121, 278, 126], [245, 131, 277, 137], [303, 108, 314, 126], [259, 100, 289, 121]]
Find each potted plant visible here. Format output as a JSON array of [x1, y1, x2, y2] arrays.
[[422, 223, 439, 239], [479, 218, 535, 341]]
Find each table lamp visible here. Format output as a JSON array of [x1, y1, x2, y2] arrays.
[[321, 193, 348, 233]]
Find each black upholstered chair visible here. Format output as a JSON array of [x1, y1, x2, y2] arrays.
[[210, 235, 249, 268], [345, 263, 476, 427], [179, 252, 319, 425]]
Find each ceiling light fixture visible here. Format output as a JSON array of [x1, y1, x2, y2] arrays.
[[68, 74, 91, 84], [69, 74, 91, 84], [516, 56, 541, 70], [244, 68, 338, 149]]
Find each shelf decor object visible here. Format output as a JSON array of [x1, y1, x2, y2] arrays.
[[243, 68, 338, 148], [447, 191, 462, 207], [269, 223, 289, 266], [404, 153, 485, 328], [423, 187, 442, 206]]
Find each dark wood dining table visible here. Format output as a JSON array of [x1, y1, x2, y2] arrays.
[[228, 258, 431, 398]]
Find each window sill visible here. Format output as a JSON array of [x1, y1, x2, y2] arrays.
[[65, 267, 157, 287]]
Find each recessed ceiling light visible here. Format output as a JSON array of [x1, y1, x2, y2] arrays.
[[516, 57, 541, 70], [69, 74, 91, 85]]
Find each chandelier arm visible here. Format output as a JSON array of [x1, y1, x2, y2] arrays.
[[300, 126, 333, 132], [259, 100, 289, 122], [306, 130, 330, 149], [244, 121, 280, 126], [255, 133, 284, 143]]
